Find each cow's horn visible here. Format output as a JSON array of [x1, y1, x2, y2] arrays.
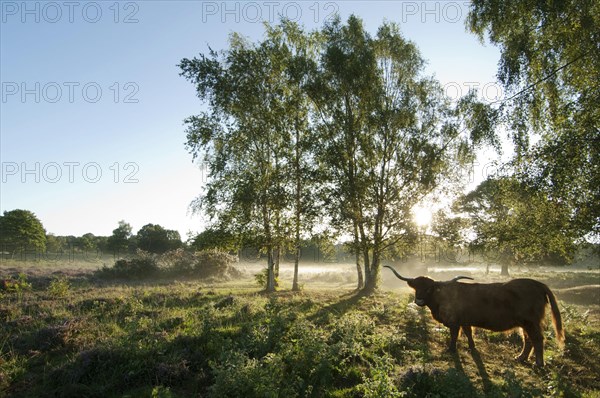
[[383, 265, 413, 282], [449, 276, 474, 282]]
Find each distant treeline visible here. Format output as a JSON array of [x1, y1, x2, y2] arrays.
[[6, 238, 592, 268]]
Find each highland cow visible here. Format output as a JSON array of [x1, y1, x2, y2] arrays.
[[385, 265, 564, 367]]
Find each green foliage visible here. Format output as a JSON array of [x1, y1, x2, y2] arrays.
[[96, 249, 238, 280], [106, 220, 133, 255], [43, 233, 107, 255], [180, 21, 322, 292], [47, 276, 71, 298], [467, 0, 600, 240], [431, 210, 469, 247], [458, 177, 579, 267], [159, 248, 195, 274], [208, 352, 293, 398], [399, 366, 477, 398], [114, 257, 159, 278], [1, 273, 599, 397], [76, 233, 97, 252], [313, 16, 498, 290], [152, 386, 175, 398], [1, 273, 32, 301], [189, 228, 237, 252], [358, 356, 403, 398], [180, 16, 495, 293], [191, 249, 239, 279], [0, 209, 46, 253], [45, 233, 66, 253], [137, 223, 182, 254], [97, 251, 160, 279], [160, 248, 239, 279], [254, 268, 279, 290]]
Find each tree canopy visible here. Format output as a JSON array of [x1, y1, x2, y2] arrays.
[[457, 177, 579, 274], [180, 19, 324, 291], [189, 228, 237, 252], [181, 6, 598, 289], [136, 224, 182, 254], [106, 220, 133, 255], [181, 16, 495, 292], [0, 209, 46, 253], [467, 0, 600, 240], [307, 16, 496, 291]]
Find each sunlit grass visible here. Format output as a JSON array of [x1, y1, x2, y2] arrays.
[[1, 263, 599, 397]]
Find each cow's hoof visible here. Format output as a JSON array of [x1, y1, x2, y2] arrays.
[[515, 355, 529, 363], [532, 363, 546, 373], [444, 348, 458, 356]]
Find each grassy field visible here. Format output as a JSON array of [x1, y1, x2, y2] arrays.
[[1, 261, 599, 397]]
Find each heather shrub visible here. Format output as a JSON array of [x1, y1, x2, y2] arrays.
[[96, 248, 239, 280]]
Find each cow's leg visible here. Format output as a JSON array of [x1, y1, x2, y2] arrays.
[[521, 325, 544, 367], [529, 326, 545, 367], [462, 326, 476, 350], [448, 325, 459, 352], [516, 328, 533, 362]]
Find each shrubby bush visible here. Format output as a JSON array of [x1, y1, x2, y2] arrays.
[[1, 273, 32, 301], [192, 249, 239, 279], [208, 351, 293, 398], [160, 248, 194, 274], [96, 248, 239, 280], [47, 276, 71, 298], [95, 249, 159, 279], [357, 355, 403, 398], [253, 268, 279, 289], [206, 307, 409, 397], [399, 366, 477, 398], [161, 248, 240, 279]]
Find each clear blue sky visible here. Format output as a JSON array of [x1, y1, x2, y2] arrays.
[[1, 1, 502, 238]]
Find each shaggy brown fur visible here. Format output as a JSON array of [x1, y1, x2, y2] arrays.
[[385, 266, 564, 367]]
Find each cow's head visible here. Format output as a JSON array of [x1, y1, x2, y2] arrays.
[[406, 276, 436, 306], [384, 265, 472, 307]]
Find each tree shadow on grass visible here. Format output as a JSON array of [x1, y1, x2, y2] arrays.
[[468, 348, 494, 393], [403, 306, 433, 361], [441, 349, 495, 397], [449, 347, 543, 397], [306, 290, 366, 325]]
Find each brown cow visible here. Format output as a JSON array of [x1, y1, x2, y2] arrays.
[[384, 265, 565, 367]]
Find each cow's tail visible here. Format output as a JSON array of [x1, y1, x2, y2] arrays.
[[545, 284, 565, 348]]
